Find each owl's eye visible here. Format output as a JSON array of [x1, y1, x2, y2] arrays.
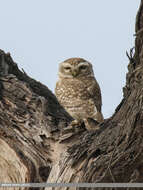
[[80, 65, 87, 70], [64, 67, 71, 71]]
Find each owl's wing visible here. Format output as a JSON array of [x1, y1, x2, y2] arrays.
[[87, 79, 102, 112]]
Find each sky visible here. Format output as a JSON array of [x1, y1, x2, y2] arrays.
[[0, 0, 140, 118]]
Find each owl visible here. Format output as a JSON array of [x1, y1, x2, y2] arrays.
[[55, 58, 104, 130]]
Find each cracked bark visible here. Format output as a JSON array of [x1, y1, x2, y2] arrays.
[[0, 1, 143, 190]]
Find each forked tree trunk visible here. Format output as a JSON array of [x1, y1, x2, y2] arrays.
[[0, 1, 143, 190]]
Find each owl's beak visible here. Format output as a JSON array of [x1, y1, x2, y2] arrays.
[[72, 69, 79, 77]]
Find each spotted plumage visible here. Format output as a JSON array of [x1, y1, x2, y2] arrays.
[[55, 58, 104, 130]]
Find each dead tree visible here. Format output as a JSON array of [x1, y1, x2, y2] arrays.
[[0, 1, 143, 190]]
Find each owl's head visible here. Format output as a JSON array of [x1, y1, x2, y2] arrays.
[[58, 58, 94, 79]]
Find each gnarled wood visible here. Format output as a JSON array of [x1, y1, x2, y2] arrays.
[[0, 1, 143, 190]]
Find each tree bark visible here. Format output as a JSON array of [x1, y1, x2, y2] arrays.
[[0, 1, 143, 190]]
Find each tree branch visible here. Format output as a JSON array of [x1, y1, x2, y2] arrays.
[[0, 1, 143, 190]]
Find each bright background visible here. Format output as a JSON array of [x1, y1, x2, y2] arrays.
[[0, 0, 140, 118]]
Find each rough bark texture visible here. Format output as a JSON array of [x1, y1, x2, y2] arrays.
[[0, 1, 143, 190]]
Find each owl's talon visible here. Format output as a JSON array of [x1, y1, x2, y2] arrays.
[[83, 118, 101, 131], [70, 119, 83, 127]]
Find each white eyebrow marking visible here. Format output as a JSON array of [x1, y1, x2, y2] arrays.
[[78, 62, 89, 66], [61, 62, 71, 67]]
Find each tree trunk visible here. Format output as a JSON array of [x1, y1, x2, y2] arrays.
[[0, 1, 143, 190]]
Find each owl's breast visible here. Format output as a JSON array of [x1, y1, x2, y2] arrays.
[[55, 78, 97, 120], [55, 79, 89, 103]]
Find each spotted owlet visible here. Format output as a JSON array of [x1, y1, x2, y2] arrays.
[[55, 58, 104, 130]]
